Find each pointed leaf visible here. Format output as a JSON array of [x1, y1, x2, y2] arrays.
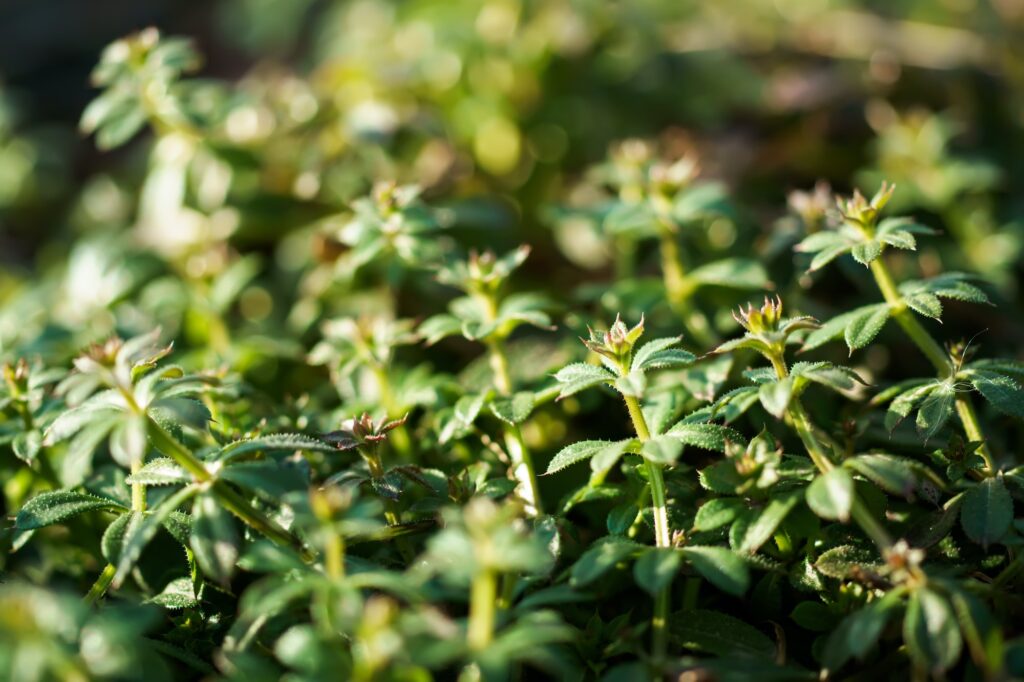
[[15, 490, 127, 530], [960, 476, 1012, 548], [904, 588, 963, 676], [633, 547, 681, 596], [806, 468, 854, 522], [553, 363, 614, 400], [545, 439, 633, 475], [681, 546, 750, 596]]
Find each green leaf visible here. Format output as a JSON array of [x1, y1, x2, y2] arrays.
[[844, 304, 890, 351], [604, 201, 657, 236], [815, 544, 881, 579], [738, 491, 800, 554], [126, 457, 190, 486], [12, 430, 42, 464], [877, 229, 916, 251], [901, 272, 991, 307], [916, 382, 955, 441], [806, 468, 854, 522], [570, 537, 639, 587], [191, 493, 240, 584], [220, 461, 309, 499], [790, 601, 838, 632], [545, 439, 633, 475], [149, 577, 199, 610], [792, 361, 866, 392], [15, 490, 127, 530], [969, 370, 1024, 419], [823, 589, 904, 671], [904, 292, 943, 320], [809, 244, 853, 272], [694, 498, 746, 532], [101, 511, 142, 564], [489, 392, 535, 425], [633, 547, 681, 596], [844, 454, 919, 498], [216, 433, 337, 463], [681, 546, 749, 596], [114, 485, 198, 588], [614, 369, 647, 397], [670, 609, 775, 659], [960, 476, 1012, 548], [758, 377, 794, 419], [418, 314, 462, 345], [904, 588, 963, 676], [43, 397, 121, 445], [631, 337, 694, 372], [885, 381, 938, 432], [851, 240, 883, 266], [553, 363, 614, 400], [802, 304, 884, 352], [641, 435, 683, 465], [686, 258, 770, 291], [665, 422, 745, 452]]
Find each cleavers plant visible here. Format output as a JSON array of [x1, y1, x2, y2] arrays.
[[4, 23, 1024, 682]]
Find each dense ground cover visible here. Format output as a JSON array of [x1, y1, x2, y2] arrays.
[[3, 2, 1024, 680]]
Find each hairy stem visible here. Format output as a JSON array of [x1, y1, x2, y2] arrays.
[[623, 393, 670, 662], [869, 258, 993, 472]]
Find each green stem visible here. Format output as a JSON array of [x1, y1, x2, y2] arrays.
[[497, 574, 517, 611], [486, 338, 543, 516], [623, 394, 670, 662], [147, 419, 312, 559], [869, 258, 994, 472], [131, 457, 146, 512], [84, 563, 117, 605], [468, 569, 497, 651], [771, 355, 893, 551], [659, 228, 717, 349]]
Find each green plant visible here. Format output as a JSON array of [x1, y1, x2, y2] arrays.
[[5, 15, 1024, 682]]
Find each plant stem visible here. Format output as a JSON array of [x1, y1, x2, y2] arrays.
[[486, 338, 543, 517], [623, 393, 670, 662], [467, 569, 497, 651], [658, 228, 717, 349], [147, 418, 312, 560], [84, 563, 117, 605], [868, 258, 994, 472], [770, 354, 893, 551], [131, 457, 146, 512]]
